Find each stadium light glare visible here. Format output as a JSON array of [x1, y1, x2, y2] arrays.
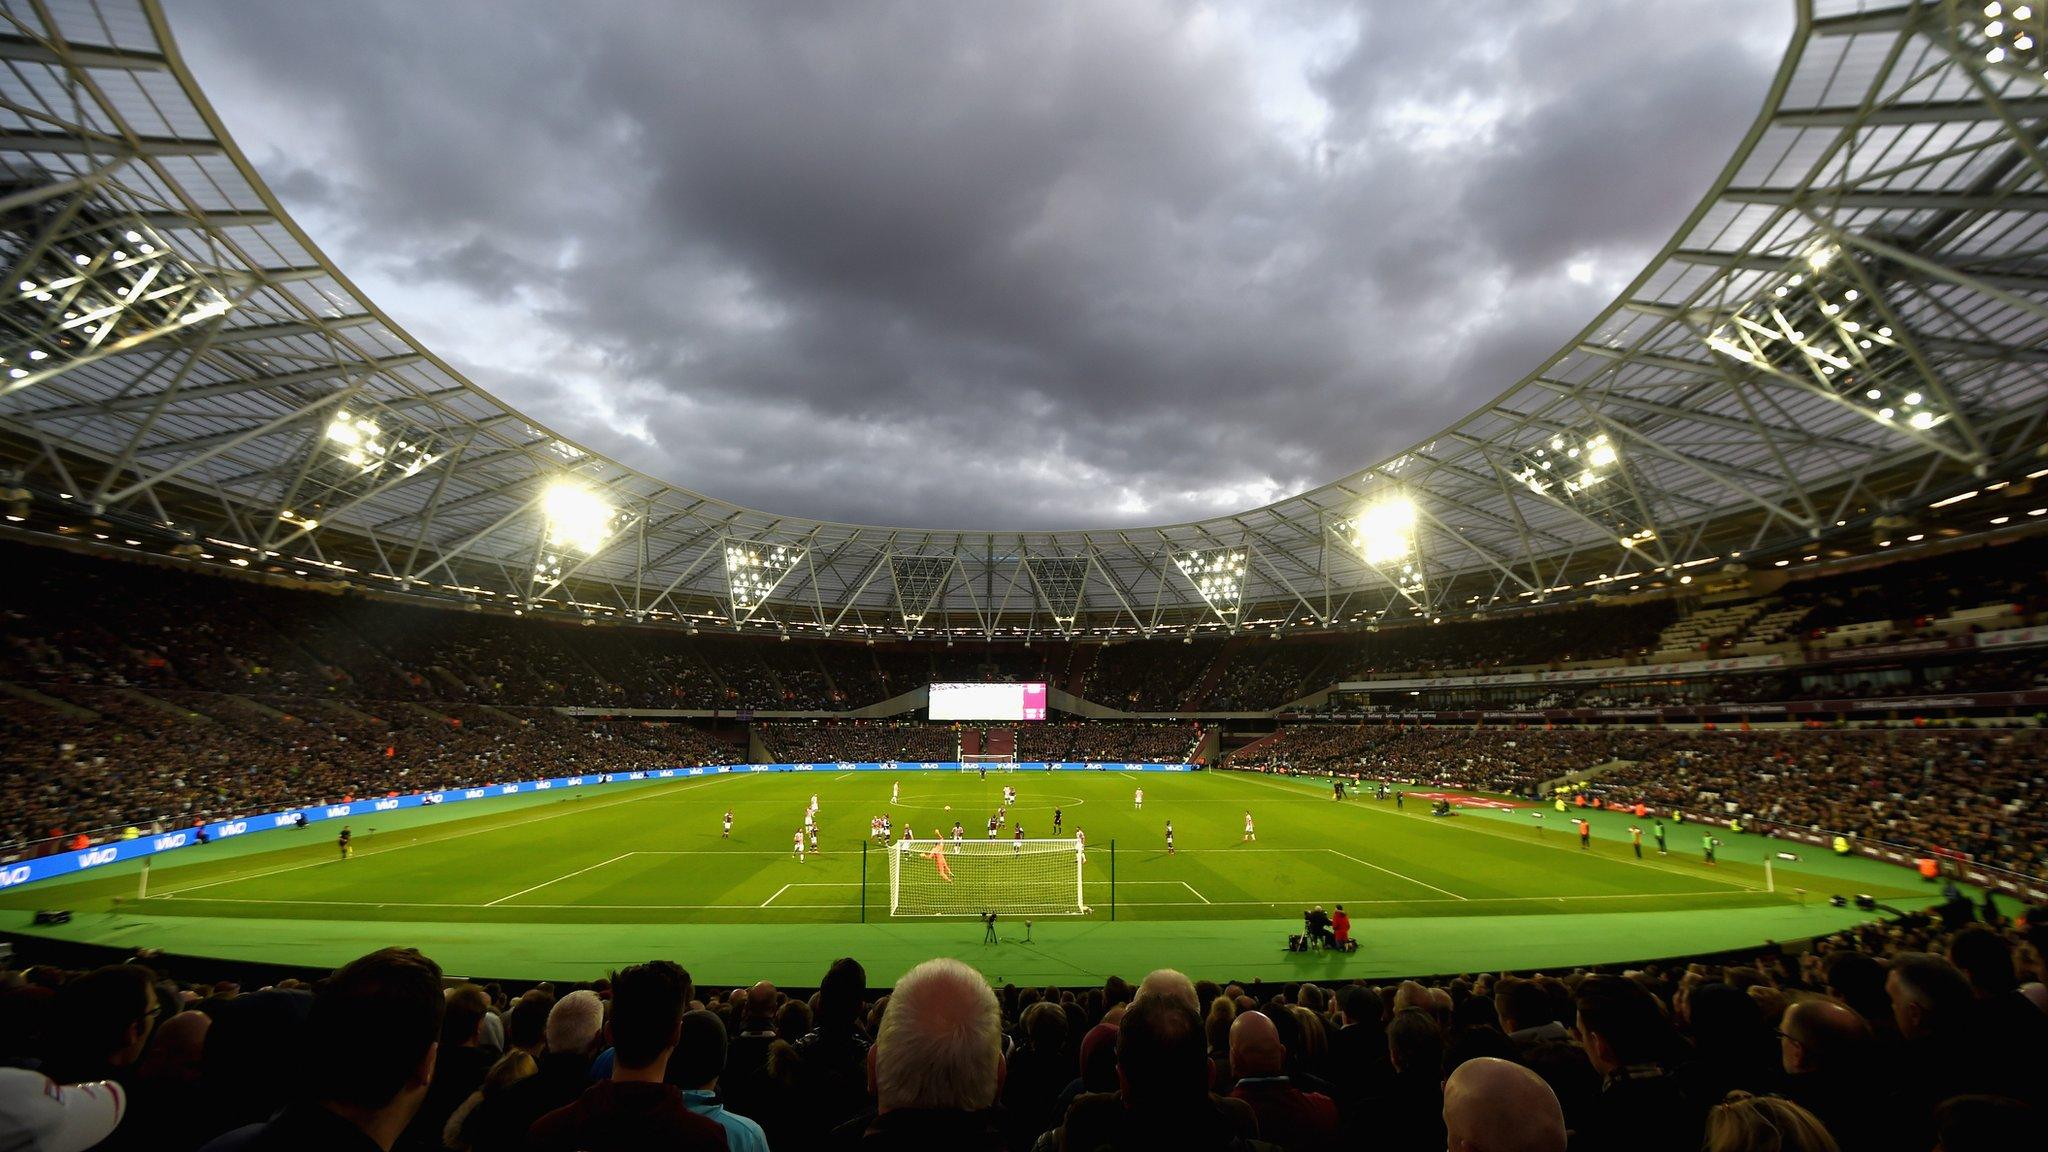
[[541, 480, 617, 555], [1347, 495, 1418, 566]]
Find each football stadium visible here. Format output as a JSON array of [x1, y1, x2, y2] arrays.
[[2, 2, 2047, 1151]]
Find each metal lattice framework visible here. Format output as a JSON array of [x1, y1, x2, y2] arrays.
[[3, 0, 2047, 641]]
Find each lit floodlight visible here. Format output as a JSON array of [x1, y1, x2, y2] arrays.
[[1703, 242, 1956, 445], [723, 538, 807, 619], [1172, 547, 1247, 624], [1955, 2, 2048, 79], [541, 480, 616, 555], [1347, 496, 1418, 566]]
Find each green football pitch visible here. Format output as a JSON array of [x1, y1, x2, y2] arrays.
[[1, 769, 1938, 986]]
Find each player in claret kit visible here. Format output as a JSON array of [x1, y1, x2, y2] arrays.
[[987, 814, 1000, 840], [807, 826, 818, 854], [723, 809, 733, 839], [1165, 820, 1176, 855], [1013, 823, 1025, 854]]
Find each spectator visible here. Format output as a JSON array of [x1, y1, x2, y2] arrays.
[[720, 982, 779, 1118], [1572, 975, 1698, 1152], [462, 991, 603, 1152], [0, 1067, 129, 1152], [1495, 977, 1568, 1051], [1326, 984, 1389, 1109], [1776, 1000, 1880, 1152], [202, 947, 445, 1152], [403, 985, 496, 1151], [1226, 1010, 1337, 1151], [1441, 1056, 1566, 1152], [670, 1011, 767, 1152], [1359, 1008, 1445, 1152], [789, 958, 871, 1142], [42, 966, 157, 1087], [439, 1052, 534, 1152], [527, 961, 725, 1152], [846, 957, 1005, 1149], [1000, 1001, 1069, 1151], [1057, 995, 1264, 1152], [1702, 1092, 1839, 1152]]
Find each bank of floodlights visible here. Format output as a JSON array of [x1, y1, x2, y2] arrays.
[[2, 210, 232, 397], [1954, 3, 2048, 83], [1703, 242, 1957, 442], [724, 538, 806, 621], [531, 479, 624, 587], [1172, 547, 1246, 624], [1508, 432, 1618, 499], [325, 410, 442, 479]]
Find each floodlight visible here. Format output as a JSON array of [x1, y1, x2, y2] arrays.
[[541, 480, 616, 554], [1349, 495, 1417, 566]]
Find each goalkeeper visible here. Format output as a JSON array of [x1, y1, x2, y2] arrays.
[[926, 835, 954, 883]]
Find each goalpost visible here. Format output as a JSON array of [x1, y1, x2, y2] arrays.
[[890, 838, 1088, 917]]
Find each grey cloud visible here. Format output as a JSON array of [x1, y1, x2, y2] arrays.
[[168, 0, 1788, 529]]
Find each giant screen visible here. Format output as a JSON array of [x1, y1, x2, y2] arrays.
[[929, 682, 1048, 721]]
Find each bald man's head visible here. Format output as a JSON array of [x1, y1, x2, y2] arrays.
[[1780, 999, 1869, 1075], [1136, 969, 1198, 1013], [1228, 1010, 1284, 1079], [1444, 1057, 1566, 1152]]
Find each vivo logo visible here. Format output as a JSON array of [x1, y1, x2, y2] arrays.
[[218, 821, 249, 837], [425, 793, 446, 804], [627, 772, 647, 780], [76, 847, 120, 869], [536, 781, 552, 790], [1085, 763, 1103, 772], [271, 814, 298, 828], [326, 805, 352, 819], [0, 864, 33, 888], [464, 789, 487, 800], [373, 799, 399, 811], [152, 833, 188, 851], [501, 784, 520, 794], [798, 764, 817, 771]]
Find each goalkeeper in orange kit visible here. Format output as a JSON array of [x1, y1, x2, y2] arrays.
[[928, 835, 954, 882]]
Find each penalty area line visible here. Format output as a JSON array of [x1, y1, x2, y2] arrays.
[[485, 852, 634, 907], [1324, 849, 1468, 901]]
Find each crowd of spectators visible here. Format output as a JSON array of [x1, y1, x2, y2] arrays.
[[757, 723, 960, 764], [1582, 729, 2046, 879], [1231, 726, 1640, 798], [1009, 722, 1203, 763], [0, 687, 741, 854], [4, 903, 2042, 1152], [1231, 724, 2048, 881]]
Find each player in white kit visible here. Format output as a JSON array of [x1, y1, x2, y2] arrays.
[[1134, 787, 1144, 809], [891, 781, 900, 804], [1243, 811, 1256, 842], [793, 830, 805, 861], [722, 809, 733, 839]]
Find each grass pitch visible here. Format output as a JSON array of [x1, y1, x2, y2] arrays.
[[2, 768, 1935, 983]]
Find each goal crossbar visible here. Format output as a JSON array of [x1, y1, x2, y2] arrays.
[[888, 838, 1087, 917]]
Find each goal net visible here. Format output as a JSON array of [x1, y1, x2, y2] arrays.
[[890, 838, 1087, 917]]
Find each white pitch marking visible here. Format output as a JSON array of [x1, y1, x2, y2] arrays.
[[162, 888, 1754, 912], [1323, 849, 1468, 901], [760, 883, 793, 908], [1219, 771, 1758, 892], [1180, 881, 1212, 904], [150, 775, 745, 897], [485, 852, 633, 907]]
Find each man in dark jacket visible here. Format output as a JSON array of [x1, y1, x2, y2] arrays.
[[1572, 976, 1700, 1152], [199, 948, 445, 1152], [1056, 995, 1270, 1152], [461, 991, 604, 1152], [846, 958, 1006, 1151], [528, 962, 726, 1152]]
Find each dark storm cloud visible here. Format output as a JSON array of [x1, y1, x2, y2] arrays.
[[168, 0, 1787, 529]]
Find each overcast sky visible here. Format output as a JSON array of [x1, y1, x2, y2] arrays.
[[168, 0, 1790, 530]]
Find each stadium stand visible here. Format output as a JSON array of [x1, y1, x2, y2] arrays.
[[4, 907, 2042, 1152]]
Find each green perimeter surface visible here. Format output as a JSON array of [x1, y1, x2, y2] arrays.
[[2, 768, 1940, 985]]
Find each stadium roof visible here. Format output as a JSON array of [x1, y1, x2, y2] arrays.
[[4, 0, 2047, 641]]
